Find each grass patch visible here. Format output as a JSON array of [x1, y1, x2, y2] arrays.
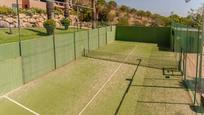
[[0, 28, 83, 44]]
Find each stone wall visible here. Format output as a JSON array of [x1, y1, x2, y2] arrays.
[[0, 13, 92, 28]]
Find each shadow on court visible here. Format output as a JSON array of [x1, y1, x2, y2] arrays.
[[114, 59, 141, 115]]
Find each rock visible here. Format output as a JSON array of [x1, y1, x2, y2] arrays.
[[22, 22, 32, 28], [0, 21, 9, 27], [42, 15, 47, 19], [0, 14, 84, 28], [39, 17, 44, 22], [58, 15, 63, 19], [4, 17, 13, 23], [28, 18, 36, 23], [19, 13, 26, 18], [54, 15, 59, 19], [25, 16, 31, 19], [56, 22, 61, 28], [35, 22, 43, 27], [22, 18, 28, 22], [32, 15, 38, 19]]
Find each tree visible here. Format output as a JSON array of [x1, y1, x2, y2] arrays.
[[46, 0, 54, 19], [169, 13, 181, 23], [119, 5, 129, 12], [137, 10, 145, 18], [118, 17, 129, 25], [64, 0, 69, 18], [107, 1, 117, 10], [144, 11, 151, 17], [107, 10, 116, 23], [96, 0, 106, 21], [92, 0, 96, 28], [130, 8, 137, 14], [187, 8, 202, 27]]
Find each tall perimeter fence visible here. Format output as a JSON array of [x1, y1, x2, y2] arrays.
[[171, 22, 203, 106], [0, 26, 116, 95], [115, 24, 204, 106], [0, 24, 203, 107]]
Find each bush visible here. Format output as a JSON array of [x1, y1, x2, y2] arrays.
[[54, 7, 63, 15], [118, 17, 129, 25], [32, 8, 46, 14], [60, 18, 71, 30], [19, 8, 46, 16], [0, 6, 15, 15], [43, 19, 56, 35]]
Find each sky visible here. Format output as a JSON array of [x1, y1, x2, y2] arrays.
[[115, 0, 204, 16]]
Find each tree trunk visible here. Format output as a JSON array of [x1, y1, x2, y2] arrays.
[[64, 0, 69, 18], [92, 0, 96, 28], [46, 0, 54, 19]]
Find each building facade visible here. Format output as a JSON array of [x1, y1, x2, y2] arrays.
[[0, 0, 46, 9]]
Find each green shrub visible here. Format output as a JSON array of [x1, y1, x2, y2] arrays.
[[19, 8, 46, 16], [32, 8, 46, 14], [60, 18, 71, 30], [118, 17, 129, 25], [43, 19, 56, 35], [54, 7, 63, 15], [0, 6, 15, 15]]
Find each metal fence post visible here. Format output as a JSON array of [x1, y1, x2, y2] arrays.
[[98, 28, 100, 48], [52, 31, 57, 69], [16, 0, 26, 84], [74, 32, 77, 60], [106, 26, 108, 45], [87, 30, 90, 52], [194, 28, 200, 105]]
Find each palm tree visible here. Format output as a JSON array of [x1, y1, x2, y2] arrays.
[[92, 0, 96, 28], [46, 0, 54, 19], [64, 0, 69, 18], [96, 0, 106, 21], [107, 1, 117, 10]]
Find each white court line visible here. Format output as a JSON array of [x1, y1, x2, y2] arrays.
[[3, 96, 40, 115], [79, 46, 137, 115]]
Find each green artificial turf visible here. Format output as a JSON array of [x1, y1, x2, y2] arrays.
[[0, 41, 195, 115]]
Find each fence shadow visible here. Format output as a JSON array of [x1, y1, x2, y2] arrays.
[[184, 78, 204, 92], [25, 28, 47, 36], [114, 59, 141, 115]]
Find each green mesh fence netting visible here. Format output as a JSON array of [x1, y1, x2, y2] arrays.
[[0, 42, 23, 95], [55, 33, 75, 68], [21, 36, 55, 83]]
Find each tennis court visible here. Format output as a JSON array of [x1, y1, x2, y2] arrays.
[[0, 41, 195, 115]]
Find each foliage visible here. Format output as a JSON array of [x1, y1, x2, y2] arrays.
[[43, 19, 56, 35], [0, 6, 15, 15], [119, 5, 129, 12], [107, 1, 117, 10], [60, 18, 71, 30], [43, 19, 56, 28], [79, 8, 92, 22], [71, 0, 197, 27], [96, 0, 108, 22], [19, 8, 46, 16], [118, 17, 129, 25], [107, 10, 116, 22], [187, 8, 202, 28], [54, 7, 63, 15]]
